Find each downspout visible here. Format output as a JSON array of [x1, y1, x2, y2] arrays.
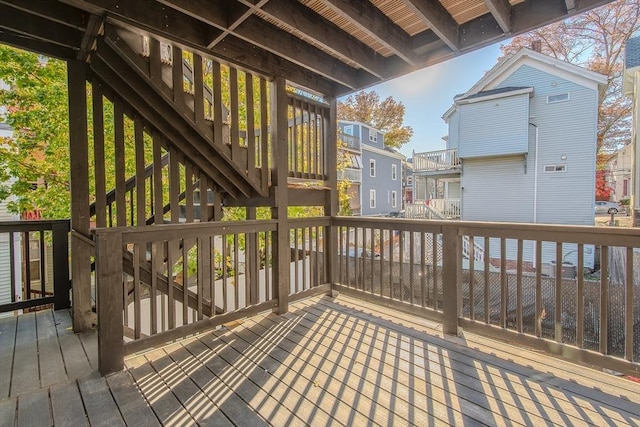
[[530, 123, 539, 223]]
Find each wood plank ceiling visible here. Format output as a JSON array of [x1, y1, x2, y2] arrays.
[[0, 0, 615, 97]]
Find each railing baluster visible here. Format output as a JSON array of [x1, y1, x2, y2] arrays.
[[577, 243, 584, 348], [150, 241, 158, 335], [535, 240, 542, 338], [399, 230, 405, 302], [555, 241, 562, 342], [9, 231, 16, 303], [500, 237, 507, 329], [600, 245, 609, 355], [167, 240, 175, 330], [410, 231, 415, 305], [234, 233, 239, 309], [133, 244, 141, 339], [626, 246, 634, 362], [516, 239, 523, 333], [433, 232, 438, 310], [421, 232, 426, 308], [484, 236, 490, 324], [469, 236, 475, 320]]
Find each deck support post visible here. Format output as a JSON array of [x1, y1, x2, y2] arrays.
[[325, 97, 338, 295], [68, 60, 93, 332], [52, 221, 71, 310], [96, 230, 124, 375], [442, 225, 461, 336], [271, 76, 290, 314]]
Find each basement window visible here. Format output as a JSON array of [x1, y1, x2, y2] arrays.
[[543, 164, 567, 173], [547, 93, 569, 104]]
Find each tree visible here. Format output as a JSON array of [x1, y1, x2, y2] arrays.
[[337, 90, 413, 148], [595, 170, 613, 200], [500, 0, 640, 153], [0, 46, 70, 219]]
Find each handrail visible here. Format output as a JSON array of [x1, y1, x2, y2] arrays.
[[413, 148, 460, 172], [0, 219, 71, 313], [334, 215, 640, 376]]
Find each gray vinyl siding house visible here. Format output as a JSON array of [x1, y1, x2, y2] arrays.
[[443, 48, 606, 268], [339, 121, 404, 216]]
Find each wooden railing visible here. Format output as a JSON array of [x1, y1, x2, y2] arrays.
[[413, 148, 460, 172], [406, 199, 460, 219], [95, 217, 331, 374], [0, 220, 70, 313], [287, 93, 330, 180], [334, 217, 640, 376]]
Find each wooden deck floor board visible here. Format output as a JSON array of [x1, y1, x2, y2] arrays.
[[0, 397, 16, 426], [159, 344, 236, 427], [1, 296, 638, 426], [192, 332, 323, 427], [105, 371, 161, 427], [326, 295, 640, 420], [226, 316, 465, 427], [0, 315, 17, 399], [11, 313, 39, 396], [50, 380, 88, 426], [16, 388, 51, 426], [296, 298, 623, 426], [128, 353, 198, 426], [78, 375, 125, 427], [36, 310, 68, 388], [53, 310, 94, 381], [240, 308, 499, 426]]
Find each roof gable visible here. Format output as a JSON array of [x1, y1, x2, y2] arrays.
[[462, 48, 607, 97]]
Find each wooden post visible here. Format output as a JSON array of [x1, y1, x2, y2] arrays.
[[442, 225, 461, 336], [52, 221, 71, 310], [95, 230, 124, 375], [271, 77, 290, 314], [325, 99, 338, 296], [68, 60, 93, 332]]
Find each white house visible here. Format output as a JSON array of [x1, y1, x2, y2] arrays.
[[604, 144, 633, 202], [412, 47, 607, 268], [623, 35, 640, 225]]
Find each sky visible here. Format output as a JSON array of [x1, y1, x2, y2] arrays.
[[356, 43, 505, 158]]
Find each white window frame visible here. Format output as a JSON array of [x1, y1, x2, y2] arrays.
[[547, 93, 570, 104], [543, 164, 567, 173], [369, 129, 377, 142], [369, 190, 376, 209], [369, 159, 376, 177], [343, 124, 354, 136], [391, 191, 397, 208], [391, 164, 397, 180]]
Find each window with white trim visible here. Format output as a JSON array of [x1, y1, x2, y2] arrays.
[[369, 159, 376, 177], [343, 124, 354, 136], [547, 93, 569, 104], [543, 164, 567, 173], [391, 164, 397, 180], [391, 191, 397, 208], [369, 130, 377, 142], [370, 190, 376, 209]]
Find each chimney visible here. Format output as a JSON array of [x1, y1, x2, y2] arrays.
[[531, 40, 542, 53]]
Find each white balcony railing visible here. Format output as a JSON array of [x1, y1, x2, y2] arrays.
[[413, 148, 460, 172], [338, 168, 362, 182], [408, 198, 460, 219]]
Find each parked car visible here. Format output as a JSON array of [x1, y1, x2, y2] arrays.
[[594, 201, 624, 215], [347, 248, 381, 259]]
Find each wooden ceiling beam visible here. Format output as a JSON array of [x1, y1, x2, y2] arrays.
[[242, 0, 388, 79], [0, 0, 86, 30], [316, 0, 419, 66], [0, 29, 78, 60], [402, 0, 459, 51], [0, 5, 83, 50], [145, 0, 361, 89], [484, 0, 512, 33], [77, 14, 104, 61], [59, 0, 343, 95]]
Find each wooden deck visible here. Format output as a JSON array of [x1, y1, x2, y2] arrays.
[[1, 295, 639, 426]]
